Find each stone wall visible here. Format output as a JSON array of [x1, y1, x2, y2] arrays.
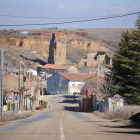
[[77, 52, 112, 67]]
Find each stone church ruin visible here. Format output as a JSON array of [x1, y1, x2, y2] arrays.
[[48, 33, 66, 65]]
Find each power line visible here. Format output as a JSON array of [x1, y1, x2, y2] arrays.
[[0, 13, 135, 19], [0, 12, 139, 27], [0, 13, 106, 19]]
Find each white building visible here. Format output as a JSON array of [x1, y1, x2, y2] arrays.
[[27, 69, 37, 76], [47, 73, 96, 94]]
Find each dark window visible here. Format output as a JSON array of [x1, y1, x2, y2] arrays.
[[84, 62, 87, 67]]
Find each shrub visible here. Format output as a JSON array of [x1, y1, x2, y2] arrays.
[[94, 106, 140, 120], [0, 111, 32, 121], [43, 101, 48, 108], [7, 103, 13, 111]]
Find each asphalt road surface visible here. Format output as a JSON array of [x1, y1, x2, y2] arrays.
[[0, 95, 139, 140]]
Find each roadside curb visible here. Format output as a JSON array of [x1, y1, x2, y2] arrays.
[[0, 121, 13, 126]]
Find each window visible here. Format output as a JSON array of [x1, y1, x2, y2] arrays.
[[55, 81, 57, 85], [84, 62, 87, 67], [71, 82, 75, 86], [78, 82, 81, 85], [46, 69, 49, 72]]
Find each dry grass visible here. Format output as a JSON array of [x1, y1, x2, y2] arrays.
[[0, 111, 32, 122], [94, 106, 140, 120]]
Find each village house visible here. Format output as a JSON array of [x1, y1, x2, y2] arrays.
[[3, 73, 32, 96], [79, 74, 105, 111], [47, 73, 97, 95], [80, 74, 105, 96], [37, 64, 78, 76], [2, 72, 44, 110]]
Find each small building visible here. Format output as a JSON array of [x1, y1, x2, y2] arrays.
[[40, 64, 78, 75], [27, 69, 37, 76], [47, 73, 97, 95], [2, 72, 44, 110], [3, 73, 32, 96]]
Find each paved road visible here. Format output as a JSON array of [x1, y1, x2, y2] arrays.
[[0, 95, 139, 140]]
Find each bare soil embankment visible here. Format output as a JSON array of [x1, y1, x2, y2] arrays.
[[0, 28, 136, 69]]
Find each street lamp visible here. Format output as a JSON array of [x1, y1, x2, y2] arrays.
[[0, 31, 28, 119]]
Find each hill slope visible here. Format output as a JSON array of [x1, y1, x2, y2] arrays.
[[0, 28, 136, 70]]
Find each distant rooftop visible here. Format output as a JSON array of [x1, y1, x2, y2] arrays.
[[59, 73, 97, 81], [42, 64, 73, 70], [42, 64, 55, 69]]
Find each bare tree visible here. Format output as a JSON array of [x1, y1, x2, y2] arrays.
[[80, 81, 97, 95], [100, 71, 122, 98]]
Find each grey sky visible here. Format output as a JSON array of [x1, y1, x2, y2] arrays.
[[0, 0, 140, 29]]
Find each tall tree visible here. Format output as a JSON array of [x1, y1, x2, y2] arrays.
[[111, 18, 140, 104], [100, 70, 121, 97]]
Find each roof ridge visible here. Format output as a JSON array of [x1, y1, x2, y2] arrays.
[[58, 73, 97, 81], [3, 72, 32, 82]]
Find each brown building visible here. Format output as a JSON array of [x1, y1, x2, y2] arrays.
[[3, 72, 43, 110], [80, 74, 105, 95]]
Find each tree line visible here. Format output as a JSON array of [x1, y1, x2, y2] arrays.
[[103, 17, 140, 105]]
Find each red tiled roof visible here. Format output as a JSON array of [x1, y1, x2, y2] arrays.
[[52, 65, 72, 70], [3, 73, 33, 83], [4, 73, 19, 78], [42, 64, 56, 68], [42, 64, 73, 70], [59, 73, 97, 81], [85, 74, 105, 81]]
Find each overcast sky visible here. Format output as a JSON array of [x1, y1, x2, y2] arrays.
[[0, 0, 140, 30]]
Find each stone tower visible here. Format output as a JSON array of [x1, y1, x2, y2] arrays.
[[48, 33, 66, 65]]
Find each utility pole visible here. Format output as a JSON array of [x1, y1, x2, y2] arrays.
[[27, 72, 30, 110], [23, 46, 26, 88], [42, 86, 43, 100], [22, 46, 26, 111], [32, 76, 35, 111], [19, 61, 21, 88], [91, 55, 94, 73], [0, 48, 4, 119], [29, 72, 30, 92], [19, 61, 21, 110], [97, 55, 100, 101]]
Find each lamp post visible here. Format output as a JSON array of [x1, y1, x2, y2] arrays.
[[0, 31, 28, 119]]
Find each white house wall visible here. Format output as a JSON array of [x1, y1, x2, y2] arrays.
[[47, 73, 69, 94], [68, 81, 85, 94]]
